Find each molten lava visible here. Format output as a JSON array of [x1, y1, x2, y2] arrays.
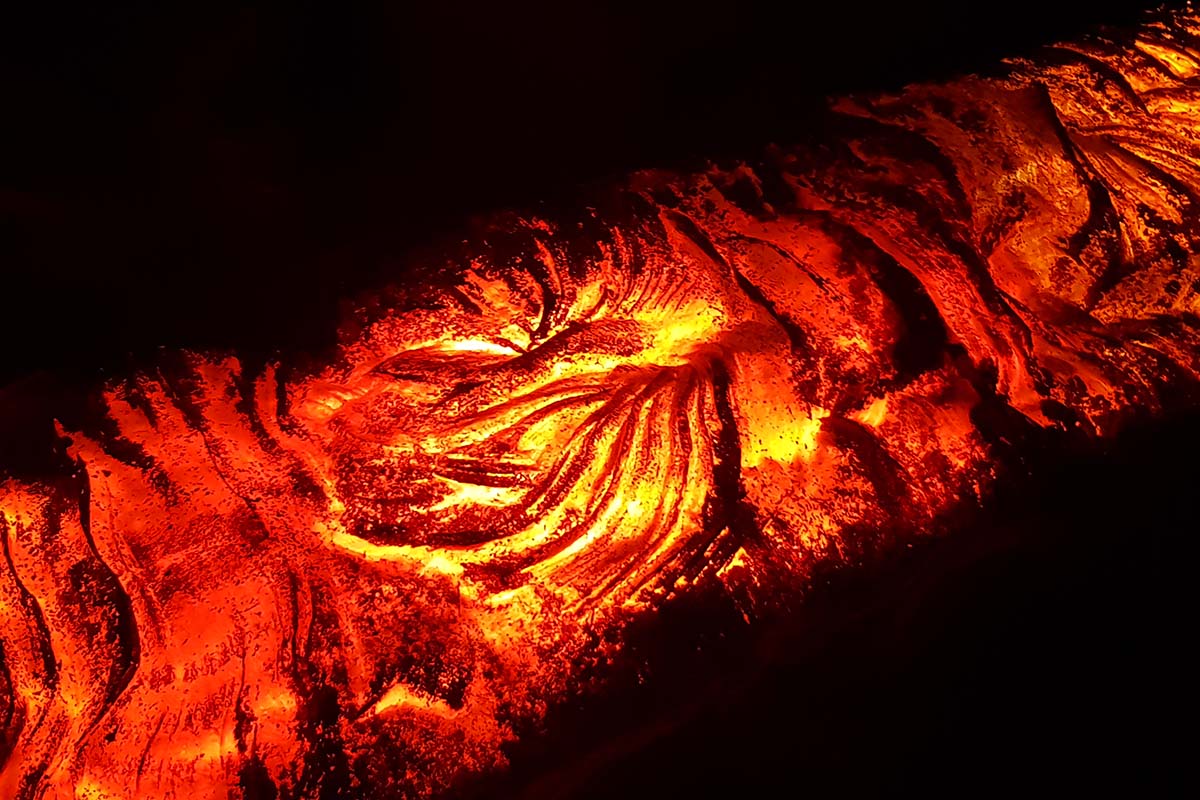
[[4, 8, 1200, 799]]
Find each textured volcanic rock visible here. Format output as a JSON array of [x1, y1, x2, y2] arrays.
[[4, 8, 1200, 799]]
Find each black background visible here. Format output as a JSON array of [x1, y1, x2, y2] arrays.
[[1, 1, 1195, 797]]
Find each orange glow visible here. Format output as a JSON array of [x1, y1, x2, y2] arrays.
[[5, 10, 1200, 799]]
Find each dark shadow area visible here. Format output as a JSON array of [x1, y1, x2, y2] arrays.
[[0, 1, 1185, 384]]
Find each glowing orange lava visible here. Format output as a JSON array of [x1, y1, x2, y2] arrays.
[[4, 9, 1200, 799]]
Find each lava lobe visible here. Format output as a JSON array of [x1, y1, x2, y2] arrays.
[[4, 8, 1200, 799]]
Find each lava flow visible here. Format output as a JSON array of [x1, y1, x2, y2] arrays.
[[4, 8, 1200, 799]]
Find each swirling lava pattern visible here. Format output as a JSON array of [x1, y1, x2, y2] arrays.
[[5, 9, 1200, 799]]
